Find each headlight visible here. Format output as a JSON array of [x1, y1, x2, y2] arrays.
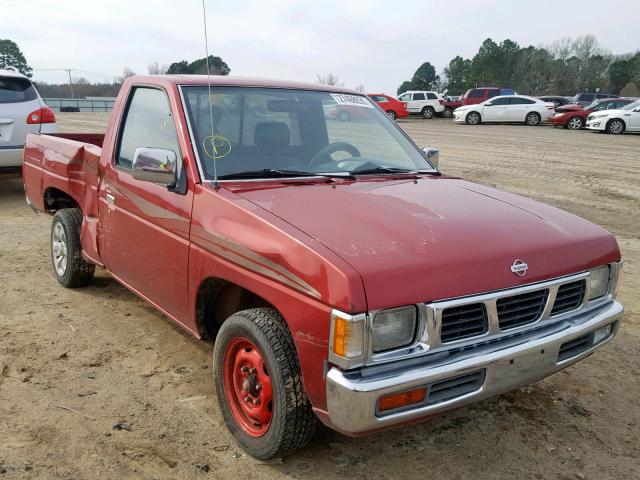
[[587, 265, 610, 300], [371, 306, 417, 352], [590, 114, 607, 120]]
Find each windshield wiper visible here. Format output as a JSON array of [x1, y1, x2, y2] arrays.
[[351, 166, 422, 176], [218, 169, 353, 180]]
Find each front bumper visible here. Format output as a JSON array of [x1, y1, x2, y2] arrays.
[[586, 118, 606, 130], [325, 299, 622, 435]]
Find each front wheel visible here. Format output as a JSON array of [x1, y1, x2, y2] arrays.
[[566, 116, 584, 130], [606, 119, 625, 134], [51, 208, 95, 287], [465, 111, 481, 125], [525, 112, 541, 126], [443, 108, 453, 118], [421, 107, 435, 119], [213, 308, 317, 459]]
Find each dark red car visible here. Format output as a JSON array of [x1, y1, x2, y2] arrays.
[[550, 98, 636, 129], [368, 93, 409, 120]]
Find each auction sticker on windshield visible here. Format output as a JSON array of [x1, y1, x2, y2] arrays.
[[331, 93, 374, 108]]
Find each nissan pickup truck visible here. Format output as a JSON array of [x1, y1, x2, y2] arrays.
[[23, 75, 624, 460]]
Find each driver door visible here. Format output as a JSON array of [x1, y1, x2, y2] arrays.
[[482, 97, 509, 121], [99, 86, 193, 321]]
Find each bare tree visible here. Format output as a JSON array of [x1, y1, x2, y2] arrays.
[[316, 73, 344, 87], [147, 62, 169, 75], [354, 84, 365, 93]]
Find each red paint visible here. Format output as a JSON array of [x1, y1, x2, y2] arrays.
[[223, 337, 273, 436], [367, 94, 409, 118], [21, 75, 621, 419]]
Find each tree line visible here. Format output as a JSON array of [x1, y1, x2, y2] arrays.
[[398, 35, 640, 97]]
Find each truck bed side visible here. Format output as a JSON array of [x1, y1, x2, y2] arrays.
[[23, 132, 106, 265]]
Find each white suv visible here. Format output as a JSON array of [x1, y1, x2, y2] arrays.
[[397, 90, 445, 119], [0, 68, 57, 172]]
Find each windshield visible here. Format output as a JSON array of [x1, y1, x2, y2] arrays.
[[621, 100, 640, 111], [181, 87, 434, 180]]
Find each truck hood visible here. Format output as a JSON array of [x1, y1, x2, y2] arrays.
[[229, 177, 619, 310]]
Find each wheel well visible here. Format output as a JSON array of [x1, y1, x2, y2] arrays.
[[44, 187, 79, 212], [195, 278, 275, 340]]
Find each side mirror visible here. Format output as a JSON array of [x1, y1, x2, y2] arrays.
[[634, 107, 640, 112], [422, 146, 439, 169], [132, 147, 178, 187], [485, 102, 493, 106]]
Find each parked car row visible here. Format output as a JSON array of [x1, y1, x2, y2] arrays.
[[364, 86, 639, 135]]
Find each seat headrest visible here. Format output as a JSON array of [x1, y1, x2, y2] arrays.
[[254, 122, 290, 150]]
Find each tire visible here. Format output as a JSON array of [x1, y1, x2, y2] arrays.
[[525, 112, 541, 126], [385, 110, 397, 120], [606, 119, 625, 134], [338, 110, 350, 122], [51, 208, 95, 288], [443, 108, 453, 118], [465, 111, 481, 125], [213, 308, 317, 459], [421, 107, 435, 119], [566, 116, 584, 130]]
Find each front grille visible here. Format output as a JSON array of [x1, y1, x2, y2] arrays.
[[440, 303, 488, 343], [426, 370, 485, 405], [551, 280, 586, 316], [497, 289, 548, 330], [558, 332, 594, 362]]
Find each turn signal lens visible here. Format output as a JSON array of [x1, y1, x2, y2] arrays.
[[379, 387, 427, 413], [331, 312, 364, 358]]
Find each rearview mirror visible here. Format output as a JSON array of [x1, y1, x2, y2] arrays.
[[422, 146, 439, 168], [132, 147, 178, 187]]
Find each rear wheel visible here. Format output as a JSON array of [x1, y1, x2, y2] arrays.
[[385, 110, 397, 120], [213, 308, 317, 459], [525, 112, 541, 126], [465, 111, 481, 125], [421, 107, 435, 119], [51, 208, 95, 288], [566, 116, 584, 130], [606, 119, 625, 134]]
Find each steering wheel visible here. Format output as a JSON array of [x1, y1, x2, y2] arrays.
[[309, 142, 361, 165]]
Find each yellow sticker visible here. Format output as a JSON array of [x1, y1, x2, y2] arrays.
[[203, 135, 231, 160]]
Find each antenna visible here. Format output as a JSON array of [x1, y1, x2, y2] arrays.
[[202, 0, 219, 188]]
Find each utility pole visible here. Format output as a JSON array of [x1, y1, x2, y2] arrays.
[[65, 68, 75, 98]]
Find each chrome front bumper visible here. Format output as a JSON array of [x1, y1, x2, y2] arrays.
[[325, 299, 623, 434]]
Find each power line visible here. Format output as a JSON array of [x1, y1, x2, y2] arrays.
[[32, 67, 119, 79]]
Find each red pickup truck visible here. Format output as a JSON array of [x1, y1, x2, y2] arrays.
[[23, 75, 624, 459]]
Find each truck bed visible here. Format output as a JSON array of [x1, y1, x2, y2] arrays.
[[23, 132, 106, 266], [23, 132, 104, 209]]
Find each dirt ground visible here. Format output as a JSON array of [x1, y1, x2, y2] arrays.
[[1, 113, 638, 479]]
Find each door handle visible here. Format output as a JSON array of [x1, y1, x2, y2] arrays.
[[105, 193, 116, 205]]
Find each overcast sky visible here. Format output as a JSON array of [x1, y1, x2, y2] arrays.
[[4, 0, 640, 94]]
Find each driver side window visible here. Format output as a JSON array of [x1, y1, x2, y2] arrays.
[[116, 87, 181, 170]]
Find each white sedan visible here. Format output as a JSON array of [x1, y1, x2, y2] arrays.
[[0, 68, 57, 172], [453, 95, 554, 126], [586, 100, 640, 134]]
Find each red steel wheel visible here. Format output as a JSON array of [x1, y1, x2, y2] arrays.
[[223, 337, 273, 437]]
